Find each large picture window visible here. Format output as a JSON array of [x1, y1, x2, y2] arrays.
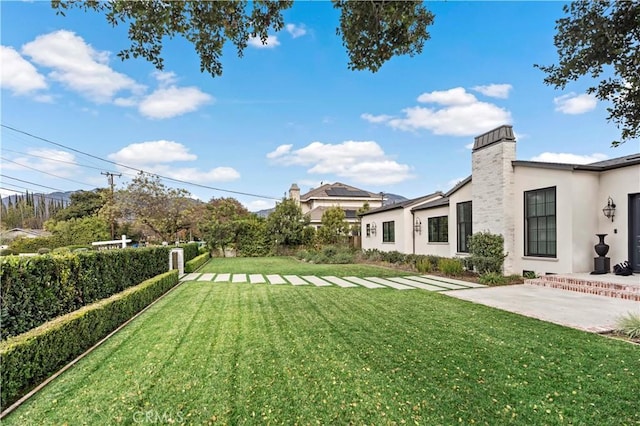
[[456, 201, 472, 253], [525, 187, 556, 257], [382, 221, 395, 243], [428, 216, 448, 242]]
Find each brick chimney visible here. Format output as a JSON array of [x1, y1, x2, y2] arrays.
[[289, 183, 300, 205]]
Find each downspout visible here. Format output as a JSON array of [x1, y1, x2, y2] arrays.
[[411, 211, 416, 255]]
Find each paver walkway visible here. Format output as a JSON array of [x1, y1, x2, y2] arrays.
[[180, 273, 484, 292]]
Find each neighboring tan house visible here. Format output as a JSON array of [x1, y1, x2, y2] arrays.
[[0, 228, 52, 242], [361, 125, 640, 276], [289, 182, 383, 228]]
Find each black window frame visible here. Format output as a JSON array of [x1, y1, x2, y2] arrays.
[[365, 223, 371, 237], [382, 221, 395, 243], [428, 216, 448, 243], [456, 201, 472, 253], [524, 186, 557, 257]]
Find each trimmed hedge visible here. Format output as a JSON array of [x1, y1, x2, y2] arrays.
[[180, 242, 200, 263], [184, 252, 210, 273], [1, 247, 170, 339], [0, 270, 179, 411]]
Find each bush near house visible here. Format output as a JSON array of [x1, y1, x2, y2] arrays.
[[467, 232, 507, 274], [297, 245, 355, 264], [184, 252, 210, 273], [0, 247, 170, 340], [0, 270, 178, 411], [437, 258, 464, 276]]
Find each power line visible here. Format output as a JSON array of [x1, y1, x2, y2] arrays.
[[0, 157, 95, 188], [0, 174, 67, 192], [1, 124, 281, 200]]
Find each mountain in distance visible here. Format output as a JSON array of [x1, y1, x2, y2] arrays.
[[1, 190, 75, 207]]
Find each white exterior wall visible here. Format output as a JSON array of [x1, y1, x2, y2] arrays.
[[597, 166, 640, 265], [446, 181, 473, 259], [414, 205, 450, 257], [304, 198, 382, 213], [471, 141, 516, 273], [361, 209, 406, 252]]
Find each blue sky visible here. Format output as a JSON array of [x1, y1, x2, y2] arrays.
[[1, 1, 637, 211]]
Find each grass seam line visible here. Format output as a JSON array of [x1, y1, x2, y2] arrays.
[[0, 278, 186, 420]]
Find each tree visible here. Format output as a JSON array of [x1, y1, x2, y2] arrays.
[[52, 1, 433, 77], [317, 206, 349, 245], [117, 172, 192, 242], [55, 189, 107, 221], [202, 197, 251, 256], [266, 198, 309, 248], [537, 1, 640, 146]]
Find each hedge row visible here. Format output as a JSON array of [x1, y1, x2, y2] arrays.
[[184, 252, 210, 273], [1, 247, 171, 339], [0, 270, 179, 411], [179, 242, 200, 263]]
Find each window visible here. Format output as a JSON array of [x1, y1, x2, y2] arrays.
[[456, 201, 472, 252], [428, 216, 448, 242], [525, 187, 556, 257], [366, 223, 371, 237], [382, 221, 395, 243]]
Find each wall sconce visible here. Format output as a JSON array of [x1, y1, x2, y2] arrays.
[[371, 222, 377, 236], [414, 218, 422, 234], [602, 197, 616, 222]]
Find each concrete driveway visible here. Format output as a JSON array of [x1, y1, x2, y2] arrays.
[[446, 284, 640, 332]]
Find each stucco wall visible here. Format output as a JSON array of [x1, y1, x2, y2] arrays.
[[597, 165, 640, 266], [446, 181, 473, 259], [361, 209, 406, 252], [414, 205, 451, 257]]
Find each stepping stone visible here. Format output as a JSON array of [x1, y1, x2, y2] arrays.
[[284, 275, 308, 285], [406, 276, 467, 290], [343, 277, 385, 289], [323, 276, 358, 288], [365, 277, 415, 290], [214, 273, 231, 282], [266, 274, 286, 285], [198, 273, 215, 281], [388, 277, 445, 291], [182, 273, 201, 281], [423, 275, 486, 288], [249, 274, 265, 284], [302, 276, 332, 287], [232, 274, 247, 283]]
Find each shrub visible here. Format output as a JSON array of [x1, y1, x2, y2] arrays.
[[615, 312, 640, 339], [179, 242, 200, 263], [0, 249, 17, 256], [479, 272, 507, 285], [184, 252, 210, 273], [296, 245, 354, 264], [523, 270, 538, 279], [438, 258, 464, 276], [382, 251, 406, 264], [0, 270, 179, 411], [468, 232, 507, 274], [1, 247, 171, 339], [415, 257, 432, 273], [37, 248, 51, 255], [362, 249, 382, 262]]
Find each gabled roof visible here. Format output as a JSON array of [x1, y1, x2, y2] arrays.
[[444, 175, 471, 197], [301, 182, 380, 201], [512, 153, 640, 172], [411, 197, 450, 212], [360, 192, 443, 216]]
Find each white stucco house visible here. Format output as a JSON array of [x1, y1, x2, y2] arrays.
[[361, 125, 640, 276], [289, 182, 383, 228]]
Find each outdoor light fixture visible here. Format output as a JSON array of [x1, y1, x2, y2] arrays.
[[371, 222, 377, 236], [602, 197, 616, 222], [414, 218, 422, 234]]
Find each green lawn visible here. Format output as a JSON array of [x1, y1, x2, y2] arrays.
[[200, 255, 412, 277], [5, 283, 639, 424]]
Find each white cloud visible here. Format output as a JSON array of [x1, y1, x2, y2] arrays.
[[554, 93, 597, 114], [247, 199, 276, 211], [363, 87, 512, 137], [266, 144, 292, 159], [153, 70, 178, 87], [417, 87, 477, 105], [21, 30, 143, 103], [109, 140, 197, 164], [0, 45, 47, 94], [108, 141, 239, 183], [138, 86, 212, 119], [472, 84, 512, 99], [530, 152, 608, 164], [248, 35, 280, 49], [267, 140, 414, 185], [465, 143, 474, 150], [361, 113, 393, 124], [3, 149, 80, 177], [285, 23, 307, 38]]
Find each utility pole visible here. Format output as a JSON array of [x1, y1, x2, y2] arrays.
[[102, 172, 121, 239]]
